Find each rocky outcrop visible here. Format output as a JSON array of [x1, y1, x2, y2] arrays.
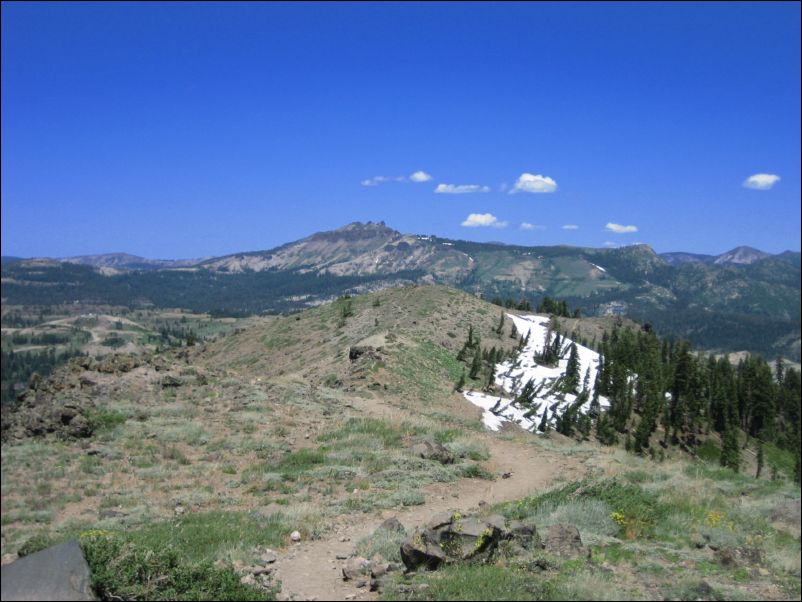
[[0, 540, 96, 601], [543, 524, 586, 557], [400, 511, 530, 571], [409, 440, 455, 465]]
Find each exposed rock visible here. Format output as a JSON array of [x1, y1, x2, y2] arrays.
[[400, 511, 507, 571], [543, 524, 585, 557], [410, 440, 455, 464], [400, 531, 447, 571], [0, 540, 96, 601], [160, 374, 184, 388], [376, 517, 406, 534], [290, 530, 302, 542], [342, 556, 371, 581], [349, 346, 380, 361]]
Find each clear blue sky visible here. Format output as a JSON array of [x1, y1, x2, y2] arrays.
[[2, 1, 800, 258]]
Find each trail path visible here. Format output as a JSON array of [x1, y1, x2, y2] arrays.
[[273, 392, 591, 601]]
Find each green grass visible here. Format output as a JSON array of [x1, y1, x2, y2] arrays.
[[696, 439, 721, 463], [81, 531, 273, 601], [85, 408, 127, 433], [762, 442, 796, 479], [381, 564, 543, 601]]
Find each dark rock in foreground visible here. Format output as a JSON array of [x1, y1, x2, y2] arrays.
[[0, 540, 96, 601]]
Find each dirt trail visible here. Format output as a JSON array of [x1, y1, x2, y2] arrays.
[[274, 392, 589, 601]]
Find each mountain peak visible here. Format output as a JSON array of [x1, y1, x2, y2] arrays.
[[714, 246, 770, 265]]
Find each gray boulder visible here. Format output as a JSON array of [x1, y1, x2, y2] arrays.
[[400, 512, 507, 571], [0, 540, 96, 601], [409, 440, 455, 465], [400, 531, 447, 571], [543, 524, 585, 557]]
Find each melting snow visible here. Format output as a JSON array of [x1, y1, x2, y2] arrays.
[[591, 263, 607, 273], [463, 314, 610, 433]]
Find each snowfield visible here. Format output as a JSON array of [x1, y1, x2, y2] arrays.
[[463, 314, 610, 433]]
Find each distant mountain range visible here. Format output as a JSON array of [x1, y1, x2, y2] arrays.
[[2, 222, 800, 360]]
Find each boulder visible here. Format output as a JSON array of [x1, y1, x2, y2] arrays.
[[342, 556, 371, 581], [400, 531, 447, 571], [543, 524, 585, 557], [410, 440, 455, 465], [160, 375, 184, 388], [0, 540, 96, 601], [376, 517, 406, 534], [400, 511, 507, 571]]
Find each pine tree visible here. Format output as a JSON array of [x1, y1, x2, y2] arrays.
[[454, 369, 466, 392], [469, 348, 482, 380], [564, 343, 580, 393], [538, 409, 549, 433], [756, 443, 764, 479], [495, 311, 505, 335], [720, 408, 741, 472]]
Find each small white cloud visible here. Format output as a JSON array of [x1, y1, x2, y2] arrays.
[[361, 175, 406, 187], [435, 183, 491, 194], [743, 173, 780, 190], [520, 222, 546, 231], [409, 170, 433, 183], [605, 222, 638, 234], [562, 224, 579, 230], [461, 213, 508, 228], [510, 173, 558, 194]]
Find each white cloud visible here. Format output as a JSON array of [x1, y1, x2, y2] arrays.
[[361, 175, 405, 187], [510, 173, 558, 194], [520, 222, 546, 231], [435, 183, 490, 194], [361, 171, 432, 186], [605, 222, 638, 234], [461, 213, 508, 228], [409, 170, 433, 183], [562, 224, 579, 230], [743, 173, 780, 190]]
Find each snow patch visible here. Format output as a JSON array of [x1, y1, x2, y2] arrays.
[[591, 263, 607, 273], [463, 313, 610, 433]]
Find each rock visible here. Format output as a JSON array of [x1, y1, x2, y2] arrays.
[[240, 573, 257, 587], [695, 580, 714, 597], [400, 530, 447, 571], [715, 547, 738, 567], [410, 440, 455, 464], [98, 509, 126, 520], [0, 540, 96, 601], [506, 520, 540, 550], [336, 554, 349, 560], [543, 524, 585, 557], [160, 375, 184, 388], [376, 517, 406, 534], [290, 530, 302, 542], [426, 511, 455, 530], [174, 505, 185, 516], [401, 511, 506, 570], [370, 562, 391, 578], [259, 549, 278, 564], [370, 577, 385, 592], [341, 556, 370, 581], [438, 515, 503, 560]]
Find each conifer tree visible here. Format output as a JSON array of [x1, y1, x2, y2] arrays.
[[564, 343, 580, 393], [756, 443, 764, 479], [454, 369, 466, 392], [469, 347, 482, 380]]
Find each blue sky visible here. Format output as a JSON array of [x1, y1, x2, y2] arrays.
[[2, 2, 800, 258]]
